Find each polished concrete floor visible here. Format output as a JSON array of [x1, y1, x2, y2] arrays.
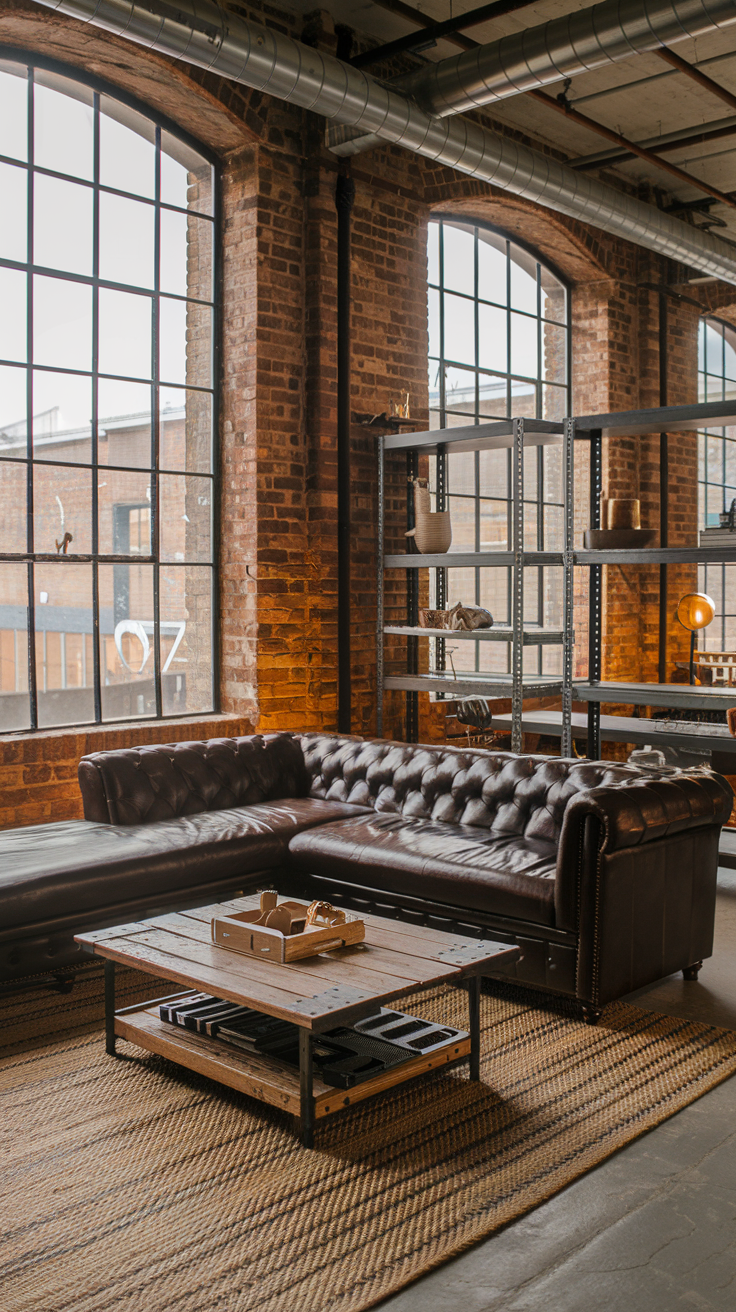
[[377, 870, 736, 1312]]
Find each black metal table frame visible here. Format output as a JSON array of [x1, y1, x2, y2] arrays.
[[103, 961, 483, 1149]]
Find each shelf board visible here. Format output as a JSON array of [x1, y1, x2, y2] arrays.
[[574, 400, 736, 439], [115, 1004, 470, 1122], [385, 672, 564, 696], [575, 546, 736, 565], [383, 418, 564, 454], [384, 551, 564, 569], [384, 625, 565, 645], [485, 709, 736, 754], [575, 682, 736, 711]]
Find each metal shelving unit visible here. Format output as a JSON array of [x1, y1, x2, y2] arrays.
[[573, 399, 736, 759], [376, 416, 575, 754]]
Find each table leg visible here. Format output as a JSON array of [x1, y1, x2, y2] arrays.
[[105, 959, 117, 1057], [299, 1028, 315, 1148], [468, 974, 481, 1082]]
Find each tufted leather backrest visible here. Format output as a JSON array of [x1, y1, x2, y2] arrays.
[[78, 733, 310, 825]]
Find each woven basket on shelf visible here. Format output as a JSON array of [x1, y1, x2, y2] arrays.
[[405, 478, 452, 553]]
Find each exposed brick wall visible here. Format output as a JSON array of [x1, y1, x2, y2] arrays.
[[0, 0, 732, 829]]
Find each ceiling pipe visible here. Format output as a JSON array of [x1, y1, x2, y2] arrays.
[[29, 0, 736, 284], [400, 0, 736, 119]]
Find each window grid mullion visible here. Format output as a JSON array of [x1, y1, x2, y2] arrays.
[[92, 91, 102, 724], [26, 66, 38, 731]]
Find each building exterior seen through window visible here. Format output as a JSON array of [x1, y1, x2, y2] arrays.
[[698, 315, 736, 653], [0, 60, 217, 731], [426, 218, 570, 678]]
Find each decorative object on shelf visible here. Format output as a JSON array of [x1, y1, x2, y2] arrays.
[[676, 592, 716, 685], [585, 493, 656, 549], [389, 391, 411, 419], [418, 602, 493, 631], [405, 477, 452, 553], [456, 697, 495, 731], [627, 745, 667, 769], [728, 707, 736, 736], [211, 890, 365, 963]]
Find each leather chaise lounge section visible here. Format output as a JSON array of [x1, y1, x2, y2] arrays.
[[0, 731, 731, 1018]]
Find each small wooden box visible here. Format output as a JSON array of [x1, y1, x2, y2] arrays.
[[212, 902, 365, 963]]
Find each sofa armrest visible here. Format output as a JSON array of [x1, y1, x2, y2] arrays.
[[555, 770, 733, 931]]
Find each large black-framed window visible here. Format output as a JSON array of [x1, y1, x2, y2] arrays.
[[0, 57, 218, 732], [698, 315, 736, 652], [427, 218, 571, 677]]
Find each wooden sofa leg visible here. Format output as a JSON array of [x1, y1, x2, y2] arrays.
[[581, 1005, 602, 1025], [682, 961, 703, 981]]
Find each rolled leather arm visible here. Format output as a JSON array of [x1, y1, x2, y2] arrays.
[[555, 770, 733, 931]]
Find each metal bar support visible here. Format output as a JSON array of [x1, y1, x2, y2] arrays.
[[587, 428, 602, 759], [299, 1028, 315, 1149], [467, 974, 481, 1082], [104, 958, 117, 1057], [376, 434, 385, 737], [561, 417, 575, 758], [511, 418, 524, 752], [406, 450, 419, 742]]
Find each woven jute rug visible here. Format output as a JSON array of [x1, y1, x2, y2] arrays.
[[2, 972, 736, 1312]]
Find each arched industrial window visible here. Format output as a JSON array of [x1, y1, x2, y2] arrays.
[[698, 316, 736, 652], [0, 58, 217, 731], [426, 217, 570, 678]]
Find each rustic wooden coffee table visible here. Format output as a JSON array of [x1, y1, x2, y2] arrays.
[[76, 894, 520, 1147]]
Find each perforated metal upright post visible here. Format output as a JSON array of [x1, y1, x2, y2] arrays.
[[511, 418, 525, 752], [376, 434, 385, 737], [561, 418, 575, 758], [435, 442, 447, 675], [406, 451, 419, 742], [587, 428, 603, 760]]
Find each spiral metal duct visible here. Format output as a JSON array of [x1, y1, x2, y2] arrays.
[[403, 0, 736, 118], [30, 0, 736, 284]]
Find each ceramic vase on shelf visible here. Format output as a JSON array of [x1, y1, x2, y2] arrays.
[[405, 478, 452, 553]]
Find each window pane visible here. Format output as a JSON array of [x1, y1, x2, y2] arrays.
[[98, 379, 152, 468], [725, 329, 736, 382], [98, 289, 152, 379], [540, 267, 566, 324], [427, 220, 439, 285], [159, 298, 212, 386], [0, 161, 27, 262], [447, 452, 475, 496], [0, 562, 30, 731], [541, 321, 566, 385], [442, 223, 475, 297], [0, 64, 28, 162], [0, 463, 27, 551], [160, 474, 212, 562], [160, 132, 213, 214], [480, 499, 509, 550], [0, 267, 27, 363], [543, 383, 567, 423], [511, 377, 537, 418], [0, 365, 27, 456], [160, 210, 213, 299], [478, 302, 507, 372], [35, 561, 94, 727], [98, 472, 152, 555], [33, 464, 92, 553], [428, 286, 440, 360], [32, 371, 92, 463], [33, 72, 94, 181], [160, 565, 213, 714], [510, 312, 538, 378], [479, 448, 508, 498], [443, 293, 475, 367], [99, 193, 155, 289], [34, 174, 93, 276], [705, 320, 724, 375], [445, 365, 476, 414], [99, 562, 155, 720], [478, 372, 508, 419], [33, 275, 92, 371], [477, 229, 506, 306], [509, 247, 537, 314], [99, 96, 155, 199]]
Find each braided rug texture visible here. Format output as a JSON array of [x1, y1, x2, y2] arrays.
[[2, 975, 736, 1312]]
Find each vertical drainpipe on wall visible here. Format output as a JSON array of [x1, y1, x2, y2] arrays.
[[336, 169, 356, 733], [658, 283, 669, 684]]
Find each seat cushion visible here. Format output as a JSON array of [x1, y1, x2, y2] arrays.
[[288, 813, 557, 926], [0, 799, 370, 933]]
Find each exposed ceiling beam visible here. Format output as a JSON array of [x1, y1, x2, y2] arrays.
[[527, 89, 736, 210], [351, 0, 532, 69], [572, 50, 736, 107], [654, 48, 736, 115], [572, 116, 736, 172], [366, 0, 477, 52]]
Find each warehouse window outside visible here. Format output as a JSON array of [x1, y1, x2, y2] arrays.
[[698, 316, 736, 653], [0, 59, 218, 732]]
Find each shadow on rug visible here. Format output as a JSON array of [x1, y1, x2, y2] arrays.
[[2, 975, 736, 1312]]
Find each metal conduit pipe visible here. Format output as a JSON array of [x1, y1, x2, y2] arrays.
[[401, 0, 736, 118], [32, 0, 736, 284]]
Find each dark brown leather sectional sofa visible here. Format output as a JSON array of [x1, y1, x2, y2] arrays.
[[0, 731, 731, 1020]]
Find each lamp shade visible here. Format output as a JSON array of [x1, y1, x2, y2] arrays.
[[676, 592, 715, 632]]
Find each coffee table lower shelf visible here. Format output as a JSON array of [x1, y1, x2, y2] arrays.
[[115, 1001, 471, 1128]]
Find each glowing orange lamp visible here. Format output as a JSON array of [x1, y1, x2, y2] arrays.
[[676, 592, 715, 685]]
